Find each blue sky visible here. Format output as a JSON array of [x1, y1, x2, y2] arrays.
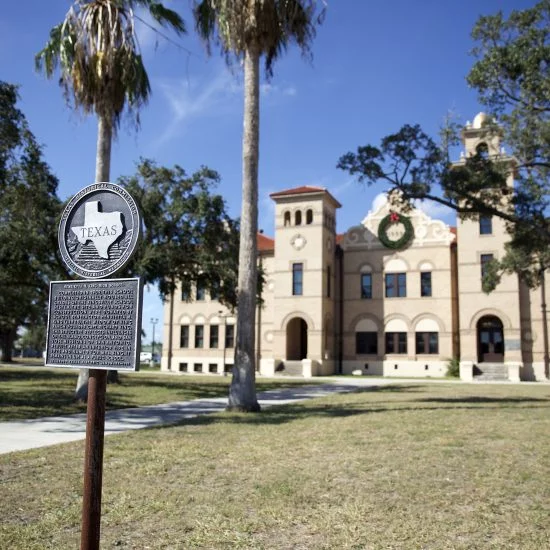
[[2, 1, 533, 344]]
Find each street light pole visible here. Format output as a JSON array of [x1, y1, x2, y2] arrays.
[[150, 318, 158, 363]]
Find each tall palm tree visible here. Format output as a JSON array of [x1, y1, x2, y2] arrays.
[[194, 0, 325, 411], [36, 0, 185, 401]]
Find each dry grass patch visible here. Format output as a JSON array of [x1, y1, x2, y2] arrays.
[[2, 382, 550, 549]]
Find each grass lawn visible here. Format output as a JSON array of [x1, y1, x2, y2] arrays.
[[2, 382, 550, 549], [0, 364, 315, 422]]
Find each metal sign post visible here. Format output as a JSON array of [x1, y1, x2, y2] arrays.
[[45, 182, 142, 550]]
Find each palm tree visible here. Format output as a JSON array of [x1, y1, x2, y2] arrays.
[[194, 0, 325, 411], [36, 0, 185, 401]]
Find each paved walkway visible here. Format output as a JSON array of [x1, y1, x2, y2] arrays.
[[0, 379, 393, 455], [2, 375, 536, 456]]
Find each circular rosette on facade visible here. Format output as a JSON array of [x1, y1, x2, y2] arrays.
[[377, 212, 414, 250]]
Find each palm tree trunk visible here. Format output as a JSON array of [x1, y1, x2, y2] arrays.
[[228, 44, 261, 412], [75, 115, 114, 401]]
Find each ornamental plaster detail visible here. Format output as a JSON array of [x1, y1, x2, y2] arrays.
[[342, 198, 455, 250]]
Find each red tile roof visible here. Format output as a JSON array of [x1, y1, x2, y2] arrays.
[[257, 233, 274, 252], [269, 185, 326, 198]]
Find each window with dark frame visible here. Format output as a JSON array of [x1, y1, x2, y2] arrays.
[[481, 253, 494, 279], [181, 287, 190, 301], [194, 325, 204, 348], [361, 273, 372, 299], [306, 209, 313, 224], [295, 210, 302, 225], [385, 332, 407, 354], [479, 215, 492, 235], [225, 325, 235, 348], [210, 325, 219, 349], [385, 273, 406, 298], [356, 332, 378, 354], [180, 325, 189, 348], [415, 332, 439, 354], [193, 363, 202, 373], [292, 263, 303, 296], [196, 278, 206, 301], [420, 272, 432, 297], [179, 362, 188, 372]]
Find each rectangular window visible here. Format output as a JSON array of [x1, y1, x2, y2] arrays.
[[361, 273, 372, 299], [356, 332, 378, 354], [210, 325, 219, 349], [479, 215, 492, 235], [179, 362, 188, 372], [385, 332, 407, 354], [181, 287, 190, 301], [225, 325, 235, 348], [480, 253, 494, 279], [180, 325, 189, 348], [420, 272, 432, 297], [210, 278, 221, 300], [193, 363, 202, 373], [385, 273, 406, 298], [195, 325, 204, 348], [415, 332, 439, 354], [292, 263, 303, 296], [196, 277, 206, 301], [327, 265, 331, 298], [208, 363, 217, 373]]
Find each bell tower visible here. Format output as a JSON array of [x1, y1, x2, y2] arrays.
[[269, 186, 341, 375]]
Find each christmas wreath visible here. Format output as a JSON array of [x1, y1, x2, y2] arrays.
[[378, 211, 414, 250]]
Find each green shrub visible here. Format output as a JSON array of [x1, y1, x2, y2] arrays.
[[446, 357, 460, 378]]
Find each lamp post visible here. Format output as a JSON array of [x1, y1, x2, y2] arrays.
[[219, 311, 227, 376], [150, 318, 158, 364]]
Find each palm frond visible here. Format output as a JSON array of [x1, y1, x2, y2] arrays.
[[36, 0, 185, 131]]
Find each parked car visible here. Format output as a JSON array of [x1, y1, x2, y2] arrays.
[[140, 352, 160, 364]]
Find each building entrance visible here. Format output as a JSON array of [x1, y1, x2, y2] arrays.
[[286, 317, 308, 360], [477, 315, 504, 363]]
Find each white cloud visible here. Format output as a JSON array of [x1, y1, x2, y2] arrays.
[[372, 192, 388, 212], [413, 199, 455, 220], [153, 69, 241, 147], [260, 83, 298, 99]]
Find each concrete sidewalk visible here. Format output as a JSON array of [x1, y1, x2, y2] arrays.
[[0, 381, 374, 455]]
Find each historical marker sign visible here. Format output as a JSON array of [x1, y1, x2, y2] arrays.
[[59, 182, 141, 279], [45, 278, 142, 371]]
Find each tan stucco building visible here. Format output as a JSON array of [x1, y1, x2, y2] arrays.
[[161, 115, 549, 382]]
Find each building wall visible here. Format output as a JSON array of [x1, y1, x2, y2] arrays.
[[340, 201, 455, 377]]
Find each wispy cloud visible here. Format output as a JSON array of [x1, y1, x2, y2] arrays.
[[153, 69, 241, 148], [260, 82, 298, 99], [413, 199, 454, 220]]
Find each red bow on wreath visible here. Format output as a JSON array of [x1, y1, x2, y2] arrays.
[[389, 211, 400, 223]]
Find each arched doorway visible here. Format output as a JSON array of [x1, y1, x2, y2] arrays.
[[286, 317, 308, 360], [477, 315, 504, 363]]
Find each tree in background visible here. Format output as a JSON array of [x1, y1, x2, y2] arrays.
[[193, 0, 325, 412], [35, 0, 185, 399], [0, 82, 62, 362], [120, 159, 240, 370], [338, 1, 549, 287], [467, 0, 550, 286]]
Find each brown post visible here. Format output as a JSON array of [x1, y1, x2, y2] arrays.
[[80, 369, 107, 550]]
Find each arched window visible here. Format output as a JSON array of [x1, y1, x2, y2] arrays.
[[306, 209, 313, 224], [284, 211, 291, 226], [295, 210, 302, 225], [476, 142, 489, 158]]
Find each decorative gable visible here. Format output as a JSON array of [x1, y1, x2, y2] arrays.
[[342, 196, 455, 250]]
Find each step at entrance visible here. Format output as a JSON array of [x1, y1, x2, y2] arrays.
[[474, 362, 508, 381]]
